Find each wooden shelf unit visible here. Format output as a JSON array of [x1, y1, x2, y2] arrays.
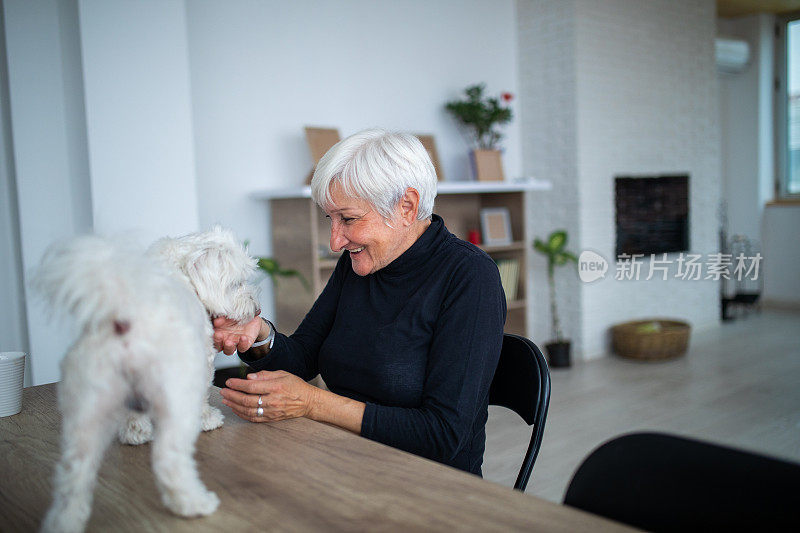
[[255, 181, 550, 337]]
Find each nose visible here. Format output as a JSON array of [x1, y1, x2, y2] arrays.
[[330, 220, 348, 252]]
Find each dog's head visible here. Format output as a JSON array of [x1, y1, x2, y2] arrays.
[[151, 226, 260, 323]]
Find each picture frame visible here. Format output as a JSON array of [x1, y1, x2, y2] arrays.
[[414, 134, 444, 181], [480, 207, 512, 246], [304, 126, 341, 184]]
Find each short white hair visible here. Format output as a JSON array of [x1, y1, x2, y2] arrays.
[[311, 129, 437, 221]]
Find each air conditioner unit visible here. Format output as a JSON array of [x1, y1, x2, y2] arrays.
[[716, 37, 750, 73]]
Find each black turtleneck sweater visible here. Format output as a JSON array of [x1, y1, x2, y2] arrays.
[[241, 214, 506, 475]]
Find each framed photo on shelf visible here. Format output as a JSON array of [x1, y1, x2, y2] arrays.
[[480, 207, 512, 246], [304, 126, 341, 184], [414, 134, 444, 181]]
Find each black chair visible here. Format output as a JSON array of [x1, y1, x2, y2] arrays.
[[488, 333, 551, 491], [564, 432, 800, 531]]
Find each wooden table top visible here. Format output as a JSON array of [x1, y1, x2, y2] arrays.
[[0, 384, 635, 532]]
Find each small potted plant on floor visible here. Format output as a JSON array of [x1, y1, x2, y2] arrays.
[[445, 83, 513, 181], [533, 230, 578, 368]]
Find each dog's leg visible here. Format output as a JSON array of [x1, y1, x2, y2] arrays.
[[150, 382, 219, 517], [201, 402, 224, 431], [118, 411, 154, 445], [201, 347, 224, 431], [42, 365, 124, 533]]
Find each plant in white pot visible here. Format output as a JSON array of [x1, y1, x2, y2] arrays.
[[533, 230, 578, 368]]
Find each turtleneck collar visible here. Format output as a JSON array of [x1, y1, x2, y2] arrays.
[[374, 214, 447, 278]]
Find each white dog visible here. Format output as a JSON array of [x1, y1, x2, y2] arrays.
[[34, 227, 259, 533]]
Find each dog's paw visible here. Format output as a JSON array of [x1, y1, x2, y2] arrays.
[[201, 405, 224, 432], [163, 488, 220, 517], [118, 415, 154, 445], [41, 499, 90, 533], [41, 511, 81, 533]]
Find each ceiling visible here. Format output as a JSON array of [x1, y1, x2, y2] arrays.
[[717, 0, 800, 17]]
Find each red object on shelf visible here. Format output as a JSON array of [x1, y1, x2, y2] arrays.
[[468, 229, 481, 245]]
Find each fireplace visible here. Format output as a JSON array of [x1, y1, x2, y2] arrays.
[[615, 174, 689, 256]]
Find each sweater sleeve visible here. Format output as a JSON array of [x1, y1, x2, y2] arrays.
[[359, 252, 506, 466], [238, 255, 347, 381]]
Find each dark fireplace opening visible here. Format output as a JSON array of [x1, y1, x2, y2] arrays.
[[615, 174, 689, 256]]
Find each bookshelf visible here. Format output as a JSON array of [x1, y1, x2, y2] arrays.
[[252, 180, 550, 337]]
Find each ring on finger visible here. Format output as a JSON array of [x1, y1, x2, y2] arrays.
[[257, 407, 264, 417], [258, 395, 263, 406]]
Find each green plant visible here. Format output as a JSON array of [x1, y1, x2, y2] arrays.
[[255, 257, 310, 291], [444, 84, 513, 150], [243, 240, 310, 291], [225, 249, 309, 379], [533, 230, 578, 342]]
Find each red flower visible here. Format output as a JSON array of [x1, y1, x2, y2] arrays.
[[501, 92, 513, 102]]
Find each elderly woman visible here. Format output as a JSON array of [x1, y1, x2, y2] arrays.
[[215, 129, 506, 475]]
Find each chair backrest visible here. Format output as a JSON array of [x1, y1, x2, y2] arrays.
[[488, 333, 551, 491], [564, 432, 800, 531]]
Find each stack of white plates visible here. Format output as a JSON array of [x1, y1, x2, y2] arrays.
[[0, 351, 25, 417]]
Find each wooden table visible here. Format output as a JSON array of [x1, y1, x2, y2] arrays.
[[0, 384, 634, 532]]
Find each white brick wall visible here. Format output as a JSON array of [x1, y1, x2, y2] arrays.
[[518, 0, 583, 353], [518, 0, 721, 359]]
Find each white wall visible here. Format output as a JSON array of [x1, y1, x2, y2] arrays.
[[3, 0, 92, 385], [5, 0, 201, 384], [3, 0, 523, 381], [519, 0, 721, 359], [576, 0, 721, 358], [517, 0, 583, 350], [718, 14, 800, 307], [185, 0, 521, 248], [185, 0, 522, 334], [718, 14, 774, 243], [762, 205, 800, 306], [0, 4, 29, 378], [78, 0, 199, 243]]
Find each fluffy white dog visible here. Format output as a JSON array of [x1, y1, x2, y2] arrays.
[[34, 226, 259, 533]]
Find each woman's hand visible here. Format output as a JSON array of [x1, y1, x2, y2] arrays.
[[213, 315, 264, 355], [220, 371, 319, 423]]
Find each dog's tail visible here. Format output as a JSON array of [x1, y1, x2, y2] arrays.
[[31, 235, 143, 335]]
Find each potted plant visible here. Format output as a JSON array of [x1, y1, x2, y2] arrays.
[[445, 84, 513, 181], [533, 230, 578, 368], [254, 256, 309, 291], [212, 254, 309, 387]]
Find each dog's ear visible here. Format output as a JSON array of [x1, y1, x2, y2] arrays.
[[183, 246, 255, 316], [162, 227, 258, 320], [182, 248, 226, 316], [185, 247, 228, 286]]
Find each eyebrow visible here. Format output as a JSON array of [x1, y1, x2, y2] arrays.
[[326, 206, 364, 215]]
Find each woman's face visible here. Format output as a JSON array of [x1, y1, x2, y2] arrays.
[[325, 184, 409, 276]]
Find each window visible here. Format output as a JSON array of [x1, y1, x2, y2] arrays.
[[777, 16, 800, 198]]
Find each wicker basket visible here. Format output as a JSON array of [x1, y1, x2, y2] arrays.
[[611, 319, 691, 360]]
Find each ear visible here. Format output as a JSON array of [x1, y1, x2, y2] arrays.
[[398, 187, 420, 226]]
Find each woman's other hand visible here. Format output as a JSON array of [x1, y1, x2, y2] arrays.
[[220, 371, 319, 423], [213, 315, 264, 355]]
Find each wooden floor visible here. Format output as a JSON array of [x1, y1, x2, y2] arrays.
[[483, 309, 800, 502]]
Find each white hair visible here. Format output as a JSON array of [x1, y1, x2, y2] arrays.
[[311, 129, 437, 221]]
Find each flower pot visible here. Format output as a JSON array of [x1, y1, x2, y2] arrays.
[[471, 149, 505, 181], [545, 341, 571, 368]]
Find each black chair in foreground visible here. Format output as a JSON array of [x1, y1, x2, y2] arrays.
[[488, 333, 551, 491], [564, 432, 800, 531]]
